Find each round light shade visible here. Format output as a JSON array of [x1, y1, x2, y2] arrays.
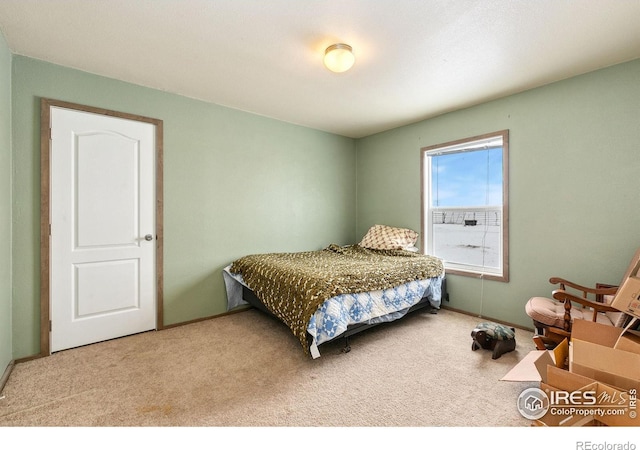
[[323, 43, 355, 73]]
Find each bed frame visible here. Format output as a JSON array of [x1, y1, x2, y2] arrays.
[[241, 277, 448, 354]]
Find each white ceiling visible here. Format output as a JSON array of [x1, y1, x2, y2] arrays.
[[0, 0, 639, 138]]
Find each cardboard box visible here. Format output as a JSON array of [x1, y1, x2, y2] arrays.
[[533, 350, 555, 383], [547, 364, 593, 390], [537, 368, 603, 426], [585, 380, 637, 427], [570, 319, 640, 393], [500, 335, 570, 383], [615, 329, 640, 354], [572, 318, 621, 347], [554, 338, 569, 370], [536, 363, 639, 427], [501, 341, 565, 383], [610, 248, 640, 320], [528, 321, 640, 426], [571, 340, 640, 393]]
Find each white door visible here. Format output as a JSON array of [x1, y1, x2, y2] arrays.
[[49, 106, 157, 352]]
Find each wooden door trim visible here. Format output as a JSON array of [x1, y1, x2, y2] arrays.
[[40, 98, 164, 357]]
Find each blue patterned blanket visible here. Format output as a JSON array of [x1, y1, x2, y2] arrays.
[[223, 266, 443, 358]]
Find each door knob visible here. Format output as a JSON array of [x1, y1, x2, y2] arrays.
[[144, 234, 154, 241]]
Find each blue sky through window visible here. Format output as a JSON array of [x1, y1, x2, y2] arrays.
[[431, 148, 503, 207]]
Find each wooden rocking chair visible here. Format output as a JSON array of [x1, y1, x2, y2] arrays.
[[525, 277, 629, 350]]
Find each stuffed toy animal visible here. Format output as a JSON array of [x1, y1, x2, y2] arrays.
[[471, 322, 516, 359]]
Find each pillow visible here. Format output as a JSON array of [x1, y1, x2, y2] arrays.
[[358, 224, 419, 250]]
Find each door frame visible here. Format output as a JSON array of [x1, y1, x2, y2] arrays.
[[40, 98, 164, 357]]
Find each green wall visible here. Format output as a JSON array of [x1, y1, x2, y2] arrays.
[[11, 56, 356, 359], [356, 58, 640, 328], [0, 33, 12, 375]]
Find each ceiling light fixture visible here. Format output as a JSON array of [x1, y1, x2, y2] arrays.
[[323, 43, 355, 73]]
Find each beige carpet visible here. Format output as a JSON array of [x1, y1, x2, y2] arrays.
[[0, 307, 539, 427]]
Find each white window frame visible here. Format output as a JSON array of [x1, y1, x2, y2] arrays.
[[420, 130, 509, 282]]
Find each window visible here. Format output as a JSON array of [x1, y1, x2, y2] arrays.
[[421, 130, 509, 281]]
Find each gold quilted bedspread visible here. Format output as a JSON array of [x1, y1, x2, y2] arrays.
[[229, 244, 444, 355]]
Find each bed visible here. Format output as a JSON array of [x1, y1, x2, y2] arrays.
[[223, 225, 446, 358]]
